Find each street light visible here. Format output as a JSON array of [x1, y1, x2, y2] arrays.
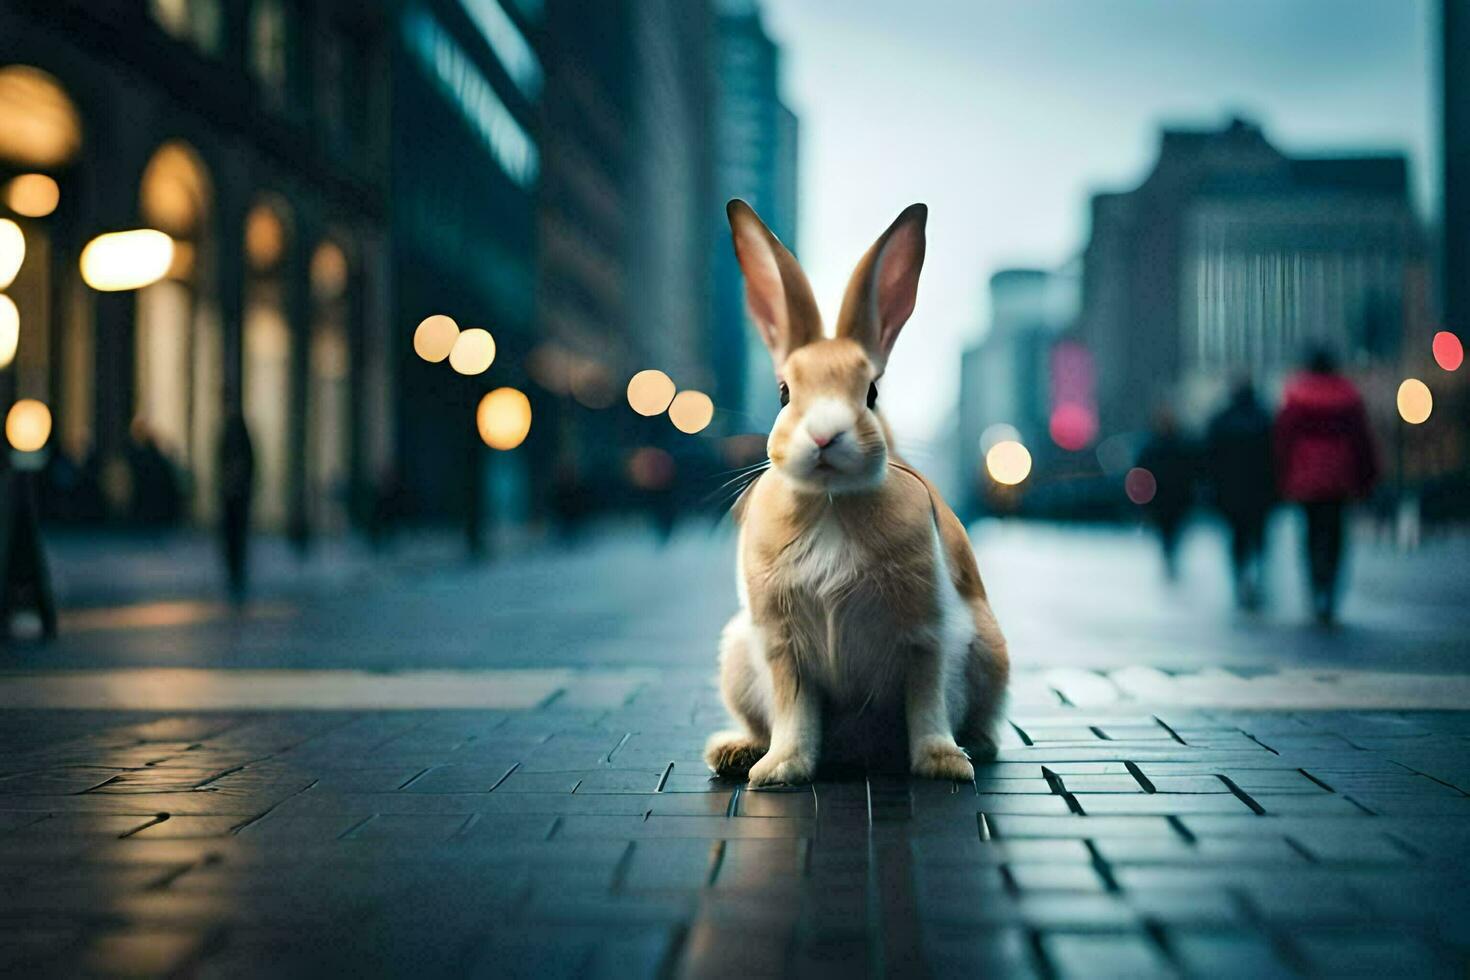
[[79, 229, 173, 291], [477, 387, 531, 450], [668, 390, 714, 434], [5, 399, 51, 453], [1396, 378, 1432, 424], [986, 440, 1031, 486], [627, 369, 675, 416], [0, 294, 17, 369], [448, 327, 496, 375], [413, 314, 459, 363], [3, 174, 59, 218], [0, 219, 23, 289]]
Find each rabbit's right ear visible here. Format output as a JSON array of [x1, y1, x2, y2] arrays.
[[727, 200, 822, 371]]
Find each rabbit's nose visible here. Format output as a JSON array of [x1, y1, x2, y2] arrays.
[[812, 431, 844, 449]]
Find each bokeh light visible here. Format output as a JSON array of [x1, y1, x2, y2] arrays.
[[527, 344, 571, 394], [1432, 331, 1463, 372], [668, 390, 714, 433], [413, 314, 459, 363], [1396, 378, 1432, 424], [1049, 402, 1098, 451], [79, 229, 173, 291], [1125, 467, 1157, 505], [1095, 433, 1134, 477], [477, 387, 532, 450], [0, 66, 83, 169], [721, 433, 768, 467], [0, 218, 24, 290], [979, 422, 1021, 455], [627, 369, 676, 416], [985, 440, 1032, 486], [6, 399, 51, 452], [245, 203, 286, 271], [310, 240, 348, 300], [627, 446, 676, 490], [449, 327, 496, 375], [0, 294, 18, 369], [4, 174, 59, 218]]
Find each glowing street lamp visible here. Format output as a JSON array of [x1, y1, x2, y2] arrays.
[[1432, 331, 1463, 372], [1396, 378, 1432, 424], [0, 219, 24, 290], [449, 327, 496, 375], [477, 387, 531, 450], [627, 369, 675, 416], [668, 390, 714, 434], [985, 440, 1031, 486], [0, 294, 18, 369], [80, 229, 173, 291], [3, 174, 59, 218], [6, 399, 51, 452], [413, 314, 459, 363]]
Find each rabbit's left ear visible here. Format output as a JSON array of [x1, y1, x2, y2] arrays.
[[835, 203, 928, 370]]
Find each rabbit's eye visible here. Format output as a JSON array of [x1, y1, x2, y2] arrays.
[[779, 382, 790, 407], [867, 382, 878, 409]]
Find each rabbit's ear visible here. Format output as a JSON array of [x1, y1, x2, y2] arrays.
[[727, 199, 822, 370], [836, 203, 927, 370]]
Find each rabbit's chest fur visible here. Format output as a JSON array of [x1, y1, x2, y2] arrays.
[[755, 503, 945, 708]]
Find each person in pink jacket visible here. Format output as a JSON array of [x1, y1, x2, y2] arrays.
[[1273, 349, 1380, 625]]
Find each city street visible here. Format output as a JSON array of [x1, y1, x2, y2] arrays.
[[1, 520, 1469, 976]]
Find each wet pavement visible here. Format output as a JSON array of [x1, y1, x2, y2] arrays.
[[1, 520, 1468, 976]]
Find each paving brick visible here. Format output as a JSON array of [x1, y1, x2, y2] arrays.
[[1040, 931, 1172, 977]]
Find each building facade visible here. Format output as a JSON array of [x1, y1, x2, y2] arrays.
[[0, 0, 395, 539], [1076, 118, 1427, 437], [713, 0, 799, 435]]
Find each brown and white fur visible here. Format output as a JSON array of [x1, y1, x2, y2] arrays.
[[704, 199, 1009, 787]]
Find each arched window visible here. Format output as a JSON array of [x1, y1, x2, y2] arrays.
[[307, 237, 352, 532], [242, 195, 293, 530], [136, 139, 220, 522]]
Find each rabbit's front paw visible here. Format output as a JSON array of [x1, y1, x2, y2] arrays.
[[748, 749, 815, 787], [911, 737, 974, 782]]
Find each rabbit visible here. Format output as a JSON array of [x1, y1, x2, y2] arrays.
[[704, 199, 1009, 787]]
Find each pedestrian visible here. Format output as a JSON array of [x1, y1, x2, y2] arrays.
[[1273, 348, 1379, 625], [217, 413, 255, 600], [1205, 380, 1275, 609], [1136, 407, 1197, 580]]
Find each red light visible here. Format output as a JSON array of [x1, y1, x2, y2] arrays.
[[1049, 402, 1098, 451], [1125, 467, 1157, 505], [1433, 331, 1463, 372]]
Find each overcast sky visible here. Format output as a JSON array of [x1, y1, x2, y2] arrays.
[[760, 0, 1435, 445]]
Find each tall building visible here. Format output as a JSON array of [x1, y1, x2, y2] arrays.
[[713, 0, 799, 434], [0, 0, 395, 538], [1076, 117, 1427, 436], [533, 0, 715, 506], [1444, 0, 1469, 338], [955, 267, 1079, 516]]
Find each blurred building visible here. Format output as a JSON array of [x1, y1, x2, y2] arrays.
[[956, 267, 1078, 516], [1445, 0, 1469, 339], [713, 0, 799, 434], [532, 0, 716, 516], [0, 0, 395, 539], [1075, 117, 1428, 437]]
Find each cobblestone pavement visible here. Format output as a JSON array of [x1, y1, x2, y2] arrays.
[[1, 693, 1468, 977], [3, 525, 1469, 976]]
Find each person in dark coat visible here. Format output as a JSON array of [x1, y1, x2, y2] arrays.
[[1273, 349, 1379, 625], [1136, 408, 1197, 580], [1205, 381, 1276, 609], [217, 413, 255, 600]]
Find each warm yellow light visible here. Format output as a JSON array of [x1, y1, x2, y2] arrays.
[[0, 219, 24, 290], [80, 229, 174, 291], [244, 203, 285, 271], [986, 440, 1032, 486], [668, 390, 714, 434], [4, 174, 59, 218], [6, 399, 51, 452], [0, 66, 83, 169], [1397, 378, 1432, 424], [414, 314, 459, 363], [310, 240, 348, 300], [449, 327, 496, 375], [0, 294, 17, 369], [627, 369, 675, 416], [477, 387, 532, 450]]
